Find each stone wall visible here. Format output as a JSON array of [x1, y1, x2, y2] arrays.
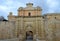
[[0, 38, 19, 41], [45, 18, 60, 41], [0, 21, 15, 39]]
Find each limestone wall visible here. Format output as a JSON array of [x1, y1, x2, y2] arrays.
[[0, 38, 19, 41], [45, 19, 60, 41], [0, 21, 15, 39]]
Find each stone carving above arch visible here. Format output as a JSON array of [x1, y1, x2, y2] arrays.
[[26, 24, 33, 31]]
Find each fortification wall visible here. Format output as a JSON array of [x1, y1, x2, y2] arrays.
[[0, 21, 16, 39]]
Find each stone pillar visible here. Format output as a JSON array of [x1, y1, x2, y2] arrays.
[[19, 34, 24, 41], [33, 34, 36, 41]]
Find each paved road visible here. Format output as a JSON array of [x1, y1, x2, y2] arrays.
[[26, 40, 33, 41]]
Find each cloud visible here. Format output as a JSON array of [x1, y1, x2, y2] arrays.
[[0, 0, 25, 19], [0, 0, 25, 15], [0, 0, 60, 19], [0, 5, 8, 12], [46, 0, 60, 13]]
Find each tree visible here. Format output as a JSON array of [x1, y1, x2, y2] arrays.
[[0, 16, 7, 21]]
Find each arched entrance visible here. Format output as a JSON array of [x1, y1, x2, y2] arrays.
[[26, 31, 33, 40]]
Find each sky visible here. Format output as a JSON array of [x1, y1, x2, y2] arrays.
[[0, 0, 60, 19]]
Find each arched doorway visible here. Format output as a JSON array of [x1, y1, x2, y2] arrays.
[[26, 31, 33, 40]]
